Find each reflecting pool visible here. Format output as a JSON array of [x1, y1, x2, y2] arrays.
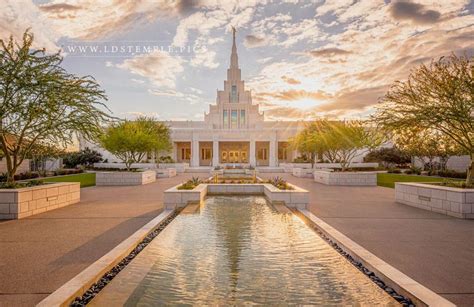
[[91, 196, 397, 305]]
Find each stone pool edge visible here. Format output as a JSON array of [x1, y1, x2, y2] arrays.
[[37, 209, 176, 307], [297, 209, 455, 307]]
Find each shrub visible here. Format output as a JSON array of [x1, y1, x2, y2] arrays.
[[363, 147, 411, 167], [177, 177, 201, 190], [63, 148, 103, 168], [266, 176, 294, 190], [157, 155, 175, 163], [437, 170, 467, 179]]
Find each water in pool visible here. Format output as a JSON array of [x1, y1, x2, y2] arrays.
[[91, 196, 397, 305]]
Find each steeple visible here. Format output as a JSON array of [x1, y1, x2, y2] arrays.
[[230, 26, 238, 69]]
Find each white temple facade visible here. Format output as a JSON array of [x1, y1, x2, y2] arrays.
[[165, 29, 305, 167], [81, 29, 306, 167]]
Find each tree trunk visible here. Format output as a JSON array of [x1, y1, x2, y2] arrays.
[[467, 153, 473, 186]]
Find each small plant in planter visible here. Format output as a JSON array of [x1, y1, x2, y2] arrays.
[[267, 176, 294, 190], [177, 177, 202, 190]]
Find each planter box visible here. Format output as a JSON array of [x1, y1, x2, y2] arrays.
[[280, 163, 312, 173], [313, 170, 377, 186], [292, 168, 314, 178], [313, 162, 379, 169], [395, 183, 474, 219], [93, 162, 157, 170], [156, 168, 177, 178], [95, 170, 156, 186], [164, 182, 309, 210], [0, 182, 80, 220], [158, 163, 188, 173]]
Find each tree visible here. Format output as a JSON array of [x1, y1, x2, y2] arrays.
[[63, 147, 103, 168], [372, 54, 473, 184], [29, 142, 64, 174], [393, 128, 462, 172], [291, 120, 328, 166], [0, 30, 111, 185], [100, 117, 171, 171], [292, 120, 384, 170], [320, 121, 384, 171]]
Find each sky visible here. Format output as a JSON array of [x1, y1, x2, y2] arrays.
[[1, 0, 473, 121]]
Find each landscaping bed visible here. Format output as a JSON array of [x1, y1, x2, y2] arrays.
[[95, 170, 156, 186], [314, 170, 377, 186], [0, 182, 80, 219], [377, 173, 462, 189]]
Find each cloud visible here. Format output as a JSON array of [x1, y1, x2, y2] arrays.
[[281, 75, 301, 85], [308, 48, 352, 57], [116, 51, 184, 89], [244, 34, 267, 48], [0, 0, 59, 50], [389, 1, 441, 24], [255, 89, 332, 102], [38, 0, 180, 40], [315, 86, 388, 113]]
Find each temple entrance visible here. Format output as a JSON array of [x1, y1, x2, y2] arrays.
[[219, 142, 249, 164]]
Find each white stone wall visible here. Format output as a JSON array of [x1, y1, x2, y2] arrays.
[[292, 168, 314, 178], [0, 159, 30, 174], [93, 162, 157, 169], [395, 183, 473, 219], [313, 170, 377, 186], [95, 170, 156, 186], [158, 163, 188, 173], [313, 162, 379, 169], [163, 182, 308, 210], [0, 182, 80, 219], [157, 168, 177, 178]]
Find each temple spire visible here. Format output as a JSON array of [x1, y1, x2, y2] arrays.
[[230, 26, 238, 69]]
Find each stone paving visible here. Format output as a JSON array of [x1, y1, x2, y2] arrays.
[[0, 173, 472, 306]]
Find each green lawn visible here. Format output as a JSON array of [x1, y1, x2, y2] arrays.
[[42, 173, 96, 188], [376, 173, 457, 189]]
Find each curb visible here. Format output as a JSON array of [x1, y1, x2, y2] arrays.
[[297, 209, 455, 307], [37, 209, 175, 307]]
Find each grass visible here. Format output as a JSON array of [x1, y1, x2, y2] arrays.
[[42, 173, 96, 188], [377, 173, 461, 189]]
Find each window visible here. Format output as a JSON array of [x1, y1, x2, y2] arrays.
[[258, 148, 268, 160], [278, 147, 287, 160], [223, 110, 228, 128], [201, 148, 211, 160], [240, 110, 245, 128], [181, 148, 191, 160], [231, 110, 238, 128], [231, 85, 238, 103]]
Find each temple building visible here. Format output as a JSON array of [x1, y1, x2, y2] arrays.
[[81, 29, 306, 168], [165, 29, 305, 167]]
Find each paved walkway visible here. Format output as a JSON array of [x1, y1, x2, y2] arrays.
[[0, 173, 473, 306], [260, 173, 474, 306], [0, 174, 193, 306]]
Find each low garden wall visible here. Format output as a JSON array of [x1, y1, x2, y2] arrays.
[[313, 170, 377, 186], [313, 162, 379, 169], [93, 162, 157, 169], [0, 182, 80, 219], [395, 182, 473, 219], [96, 170, 156, 186], [280, 163, 312, 173], [292, 168, 314, 178], [158, 163, 188, 173], [156, 168, 177, 178], [164, 183, 309, 210]]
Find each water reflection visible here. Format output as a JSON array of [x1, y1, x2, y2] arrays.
[[124, 196, 397, 305]]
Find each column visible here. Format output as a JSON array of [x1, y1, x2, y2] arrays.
[[249, 139, 256, 167], [212, 139, 219, 166], [172, 142, 178, 162], [269, 134, 277, 167], [191, 135, 199, 167]]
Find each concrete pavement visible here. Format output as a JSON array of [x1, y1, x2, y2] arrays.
[[0, 172, 472, 306]]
